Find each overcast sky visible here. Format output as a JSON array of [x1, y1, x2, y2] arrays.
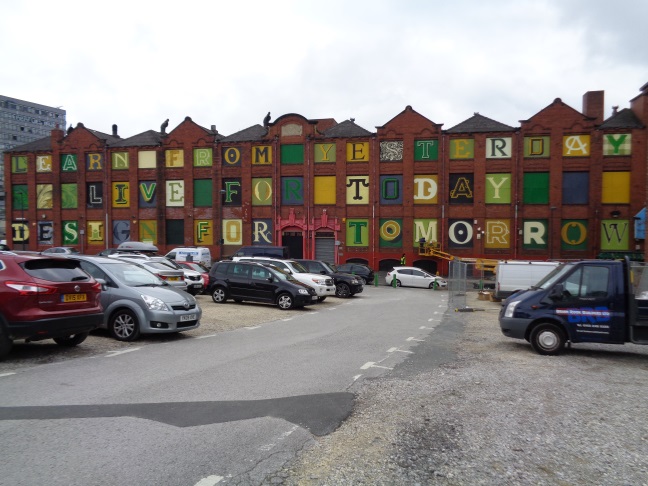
[[2, 0, 647, 138]]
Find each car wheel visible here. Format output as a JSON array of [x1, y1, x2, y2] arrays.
[[336, 282, 351, 298], [0, 324, 12, 360], [109, 309, 141, 342], [396, 280, 402, 287], [364, 277, 372, 285], [53, 333, 89, 347], [317, 296, 326, 303], [211, 286, 227, 303], [530, 323, 566, 356], [277, 293, 294, 310]]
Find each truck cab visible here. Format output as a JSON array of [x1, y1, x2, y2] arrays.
[[499, 258, 648, 355]]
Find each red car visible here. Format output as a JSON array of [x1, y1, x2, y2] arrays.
[[178, 261, 210, 289], [0, 253, 103, 359]]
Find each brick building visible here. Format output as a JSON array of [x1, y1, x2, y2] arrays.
[[4, 84, 648, 273]]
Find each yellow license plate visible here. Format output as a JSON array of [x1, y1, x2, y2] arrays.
[[168, 276, 180, 281], [63, 293, 87, 302]]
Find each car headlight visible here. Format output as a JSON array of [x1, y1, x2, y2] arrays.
[[311, 277, 326, 285], [141, 294, 170, 311], [504, 300, 521, 318], [298, 289, 309, 295], [351, 278, 360, 284]]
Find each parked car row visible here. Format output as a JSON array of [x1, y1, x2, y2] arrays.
[[0, 250, 379, 359]]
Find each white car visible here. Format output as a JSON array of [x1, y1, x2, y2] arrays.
[[234, 257, 336, 302], [385, 266, 447, 289]]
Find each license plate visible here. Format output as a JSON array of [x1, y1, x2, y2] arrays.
[[311, 295, 318, 301], [63, 293, 87, 302], [168, 276, 180, 281], [180, 314, 196, 322]]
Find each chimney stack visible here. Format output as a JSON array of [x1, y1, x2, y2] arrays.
[[582, 90, 604, 124]]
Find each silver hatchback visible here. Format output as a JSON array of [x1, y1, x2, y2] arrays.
[[65, 255, 201, 341]]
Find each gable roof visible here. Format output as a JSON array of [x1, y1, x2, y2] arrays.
[[221, 124, 268, 143], [599, 108, 645, 129], [5, 136, 51, 153], [322, 119, 374, 138], [112, 130, 163, 148], [446, 113, 515, 133]]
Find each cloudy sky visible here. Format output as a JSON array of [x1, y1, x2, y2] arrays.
[[2, 0, 647, 138]]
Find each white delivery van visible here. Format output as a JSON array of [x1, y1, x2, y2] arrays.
[[166, 247, 212, 267], [494, 260, 559, 300]]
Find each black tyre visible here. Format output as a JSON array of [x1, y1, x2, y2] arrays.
[[396, 280, 402, 287], [211, 286, 227, 304], [336, 282, 351, 298], [53, 333, 89, 347], [530, 323, 566, 356], [277, 293, 294, 310], [363, 277, 372, 285], [0, 324, 12, 360], [109, 309, 141, 342]]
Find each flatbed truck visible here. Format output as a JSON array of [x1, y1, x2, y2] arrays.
[[499, 258, 648, 355]]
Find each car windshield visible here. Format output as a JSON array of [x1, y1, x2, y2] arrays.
[[105, 261, 164, 286], [536, 264, 570, 289], [157, 258, 182, 269], [265, 265, 299, 283], [143, 261, 178, 271], [289, 261, 309, 273]]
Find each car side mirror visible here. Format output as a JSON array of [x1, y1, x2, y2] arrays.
[[320, 270, 326, 275], [548, 283, 565, 300], [267, 276, 274, 282]]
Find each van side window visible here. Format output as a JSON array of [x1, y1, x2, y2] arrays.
[[563, 266, 609, 299], [583, 266, 609, 298]]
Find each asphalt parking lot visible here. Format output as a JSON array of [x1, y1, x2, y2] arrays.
[[0, 290, 356, 373]]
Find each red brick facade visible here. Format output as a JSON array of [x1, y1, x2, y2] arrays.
[[5, 85, 648, 273]]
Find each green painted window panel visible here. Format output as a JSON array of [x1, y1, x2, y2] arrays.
[[523, 173, 549, 204], [194, 179, 213, 207], [281, 144, 304, 164]]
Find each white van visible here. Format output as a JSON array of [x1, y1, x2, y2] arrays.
[[494, 260, 559, 300], [166, 247, 212, 267]]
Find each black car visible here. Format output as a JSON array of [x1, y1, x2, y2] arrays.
[[295, 259, 364, 298], [207, 261, 317, 310], [335, 263, 375, 285]]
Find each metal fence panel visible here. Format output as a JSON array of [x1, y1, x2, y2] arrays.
[[449, 261, 496, 309]]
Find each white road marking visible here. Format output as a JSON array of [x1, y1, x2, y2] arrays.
[[244, 326, 261, 330], [361, 362, 393, 370], [105, 348, 141, 358], [427, 318, 441, 322], [194, 475, 224, 486], [195, 334, 219, 339], [420, 326, 434, 330], [0, 372, 16, 378], [352, 374, 362, 382], [387, 347, 413, 354], [259, 425, 299, 451], [406, 337, 425, 342]]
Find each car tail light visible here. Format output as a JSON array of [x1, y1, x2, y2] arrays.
[[5, 281, 58, 295], [159, 275, 168, 280], [91, 281, 101, 292]]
